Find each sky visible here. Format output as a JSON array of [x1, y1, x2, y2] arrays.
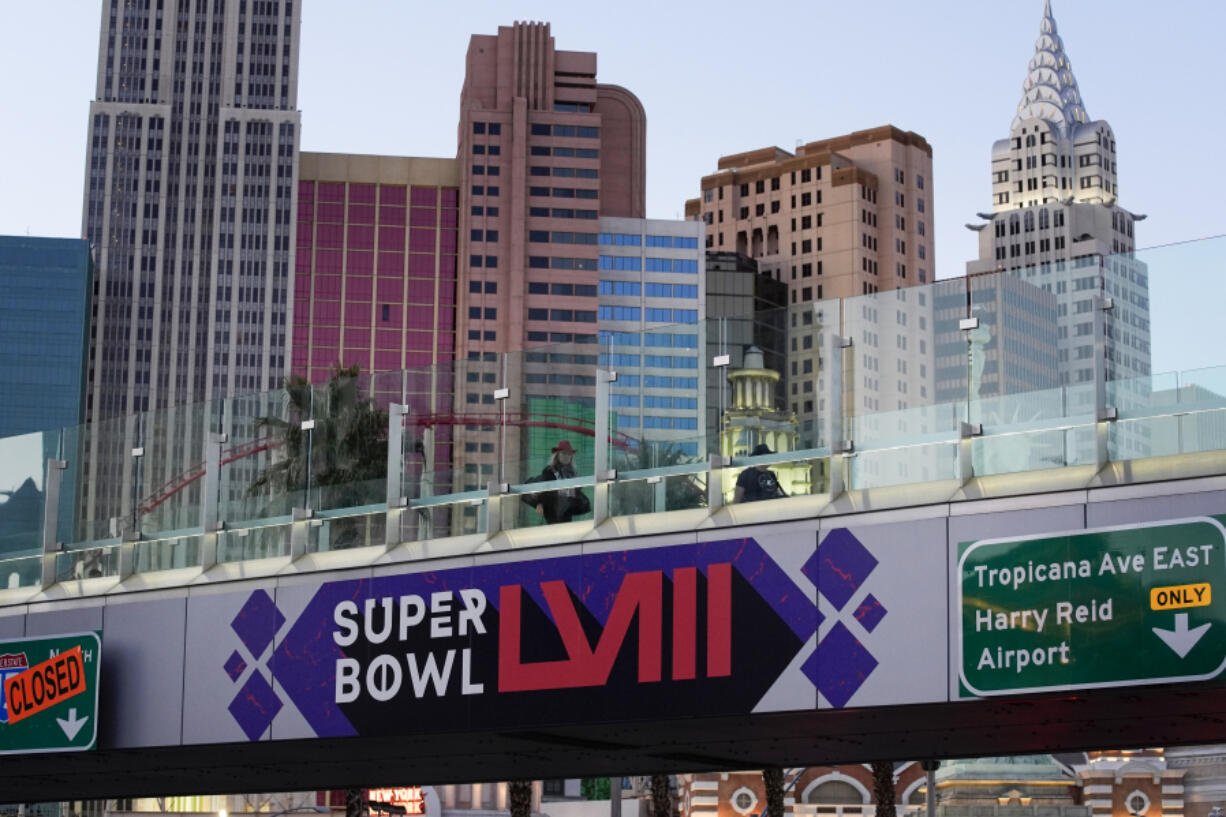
[[2, 1, 1224, 268]]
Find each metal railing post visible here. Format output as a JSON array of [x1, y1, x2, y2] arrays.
[[594, 370, 617, 523], [827, 334, 852, 498], [40, 459, 67, 589], [199, 432, 226, 571], [385, 404, 408, 547], [1094, 294, 1117, 469]]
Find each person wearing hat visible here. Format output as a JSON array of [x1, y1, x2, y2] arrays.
[[733, 443, 788, 503], [525, 440, 591, 523]]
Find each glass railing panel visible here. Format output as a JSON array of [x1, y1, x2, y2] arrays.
[[0, 553, 41, 590], [218, 523, 292, 563], [55, 541, 121, 582], [971, 382, 1098, 477], [69, 411, 129, 545], [308, 508, 386, 553], [133, 532, 203, 573], [1106, 365, 1226, 462], [136, 399, 209, 539], [965, 268, 1064, 407], [303, 376, 389, 514], [609, 433, 709, 517], [848, 441, 959, 490], [503, 343, 597, 531], [219, 386, 296, 528], [851, 401, 964, 450], [0, 429, 49, 561], [600, 320, 708, 518], [844, 281, 955, 422], [724, 448, 829, 504]]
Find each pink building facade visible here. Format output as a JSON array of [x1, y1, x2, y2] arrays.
[[293, 153, 459, 382]]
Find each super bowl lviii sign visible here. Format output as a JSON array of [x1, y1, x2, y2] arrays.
[[205, 528, 930, 742]]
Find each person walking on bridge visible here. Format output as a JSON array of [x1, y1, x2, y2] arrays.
[[526, 440, 591, 524]]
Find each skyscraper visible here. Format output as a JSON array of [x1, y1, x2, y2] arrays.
[[82, 0, 301, 527], [686, 126, 936, 445], [967, 0, 1150, 388], [83, 0, 301, 419], [450, 22, 648, 529]]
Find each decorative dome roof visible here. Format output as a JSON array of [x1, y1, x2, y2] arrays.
[[1011, 0, 1089, 135]]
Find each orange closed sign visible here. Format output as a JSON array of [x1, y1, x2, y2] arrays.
[[3, 646, 87, 724]]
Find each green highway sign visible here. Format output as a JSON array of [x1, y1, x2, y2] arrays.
[[958, 516, 1226, 697], [0, 632, 100, 754]]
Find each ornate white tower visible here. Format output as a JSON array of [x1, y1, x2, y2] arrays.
[[967, 0, 1150, 390]]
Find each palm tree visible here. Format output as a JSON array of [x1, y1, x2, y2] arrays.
[[650, 775, 671, 817], [345, 788, 366, 817], [763, 768, 785, 817], [509, 781, 533, 817], [249, 364, 388, 547], [872, 762, 897, 817], [611, 441, 707, 515]]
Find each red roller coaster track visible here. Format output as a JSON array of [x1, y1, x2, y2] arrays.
[[138, 411, 634, 517]]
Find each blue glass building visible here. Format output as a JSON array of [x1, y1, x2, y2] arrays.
[[0, 236, 93, 437], [0, 236, 92, 562]]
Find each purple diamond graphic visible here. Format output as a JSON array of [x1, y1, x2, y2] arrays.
[[224, 650, 248, 682], [803, 621, 879, 708], [228, 671, 283, 741], [230, 589, 286, 659], [853, 594, 887, 632], [804, 528, 878, 610]]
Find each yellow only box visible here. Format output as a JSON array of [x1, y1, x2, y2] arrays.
[[1150, 582, 1212, 611]]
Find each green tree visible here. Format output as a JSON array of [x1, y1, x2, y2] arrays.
[[581, 779, 612, 800], [250, 364, 388, 547], [872, 762, 897, 817]]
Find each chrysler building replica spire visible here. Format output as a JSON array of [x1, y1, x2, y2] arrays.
[[968, 0, 1150, 389]]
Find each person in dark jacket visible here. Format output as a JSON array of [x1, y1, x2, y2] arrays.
[[527, 440, 591, 523], [734, 443, 788, 502]]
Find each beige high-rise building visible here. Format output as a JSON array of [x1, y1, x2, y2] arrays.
[[686, 126, 936, 445]]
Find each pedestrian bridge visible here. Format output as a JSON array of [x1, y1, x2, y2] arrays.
[[2, 238, 1226, 802]]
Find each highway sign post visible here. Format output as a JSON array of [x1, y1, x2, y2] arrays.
[[0, 632, 100, 754], [958, 516, 1226, 696]]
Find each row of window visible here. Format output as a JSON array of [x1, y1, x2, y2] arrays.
[[528, 256, 598, 270], [598, 281, 698, 299], [471, 144, 501, 155], [615, 415, 699, 430], [598, 257, 699, 273], [528, 282, 597, 297], [598, 353, 699, 369], [471, 165, 500, 176], [530, 166, 599, 178], [523, 332, 598, 345], [608, 395, 699, 410], [525, 352, 599, 365], [529, 186, 599, 199], [529, 207, 597, 220], [598, 306, 699, 324], [527, 308, 597, 322], [529, 231, 598, 244], [531, 146, 598, 158], [598, 331, 699, 348], [471, 185, 499, 196], [471, 122, 502, 135], [529, 124, 599, 138], [597, 233, 700, 248]]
